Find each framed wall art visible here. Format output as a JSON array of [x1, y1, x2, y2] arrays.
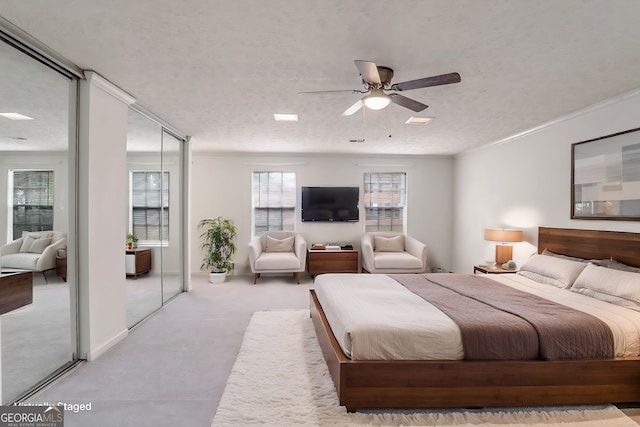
[[572, 127, 640, 220]]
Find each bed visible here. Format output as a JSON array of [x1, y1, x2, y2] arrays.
[[309, 227, 640, 412]]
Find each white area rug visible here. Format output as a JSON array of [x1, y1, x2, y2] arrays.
[[212, 309, 638, 427]]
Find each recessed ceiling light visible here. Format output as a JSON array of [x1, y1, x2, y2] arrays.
[[274, 113, 298, 122], [405, 117, 433, 125], [0, 112, 35, 120]]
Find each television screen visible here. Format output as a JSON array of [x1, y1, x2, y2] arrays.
[[301, 187, 359, 222]]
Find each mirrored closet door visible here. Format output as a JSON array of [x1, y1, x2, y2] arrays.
[[126, 109, 184, 327], [0, 37, 77, 403]]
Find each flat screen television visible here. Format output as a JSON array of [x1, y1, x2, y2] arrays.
[[301, 186, 359, 222]]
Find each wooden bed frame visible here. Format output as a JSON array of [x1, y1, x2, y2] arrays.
[[310, 227, 640, 412]]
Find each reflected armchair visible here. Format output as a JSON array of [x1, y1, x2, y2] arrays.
[[1, 231, 67, 281]]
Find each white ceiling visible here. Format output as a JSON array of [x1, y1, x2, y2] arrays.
[[1, 0, 640, 155]]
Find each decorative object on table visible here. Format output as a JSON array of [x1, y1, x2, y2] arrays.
[[126, 233, 138, 249], [572, 127, 640, 221], [484, 228, 523, 265], [198, 216, 237, 284]]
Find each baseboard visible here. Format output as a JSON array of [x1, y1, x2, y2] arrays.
[[86, 328, 128, 361]]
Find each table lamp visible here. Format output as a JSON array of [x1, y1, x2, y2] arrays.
[[484, 228, 523, 264]]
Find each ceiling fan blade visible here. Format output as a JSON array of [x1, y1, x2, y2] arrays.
[[388, 93, 428, 112], [341, 100, 364, 116], [298, 89, 362, 95], [354, 60, 381, 85], [392, 72, 461, 91]]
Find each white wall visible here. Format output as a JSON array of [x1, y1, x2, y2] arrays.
[[191, 153, 454, 274], [77, 72, 134, 360], [453, 88, 640, 274]]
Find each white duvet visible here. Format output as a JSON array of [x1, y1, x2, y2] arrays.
[[313, 273, 640, 360]]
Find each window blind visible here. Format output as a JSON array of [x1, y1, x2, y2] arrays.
[[252, 172, 296, 235], [363, 172, 406, 232], [131, 171, 169, 242], [12, 170, 54, 239]]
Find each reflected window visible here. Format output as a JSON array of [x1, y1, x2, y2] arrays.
[[131, 171, 169, 243], [11, 170, 54, 239]]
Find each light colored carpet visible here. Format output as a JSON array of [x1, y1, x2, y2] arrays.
[[212, 309, 639, 427]]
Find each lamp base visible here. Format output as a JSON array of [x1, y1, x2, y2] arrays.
[[495, 244, 513, 265]]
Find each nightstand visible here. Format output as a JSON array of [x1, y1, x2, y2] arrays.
[[473, 265, 516, 274]]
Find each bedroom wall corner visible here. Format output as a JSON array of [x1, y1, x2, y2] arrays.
[[452, 88, 640, 274]]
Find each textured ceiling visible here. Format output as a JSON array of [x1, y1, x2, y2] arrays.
[[1, 0, 640, 155]]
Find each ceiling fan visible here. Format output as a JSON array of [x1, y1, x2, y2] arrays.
[[300, 60, 461, 116]]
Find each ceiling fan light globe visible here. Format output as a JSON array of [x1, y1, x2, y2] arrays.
[[363, 94, 391, 110]]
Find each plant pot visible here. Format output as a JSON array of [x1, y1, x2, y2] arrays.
[[208, 270, 228, 284]]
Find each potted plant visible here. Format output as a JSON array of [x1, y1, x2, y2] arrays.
[[198, 216, 238, 283], [126, 233, 138, 249]]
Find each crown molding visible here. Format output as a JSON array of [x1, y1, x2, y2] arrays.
[[84, 71, 136, 105]]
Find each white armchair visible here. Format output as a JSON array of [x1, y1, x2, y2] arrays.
[[361, 232, 428, 274], [248, 231, 307, 284], [1, 231, 67, 280]]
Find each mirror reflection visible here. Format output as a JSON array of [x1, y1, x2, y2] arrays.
[[0, 38, 76, 403]]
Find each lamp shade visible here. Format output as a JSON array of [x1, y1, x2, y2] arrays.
[[484, 228, 523, 243], [363, 89, 391, 110]]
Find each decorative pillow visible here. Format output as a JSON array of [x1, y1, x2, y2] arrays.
[[374, 235, 404, 252], [19, 236, 37, 253], [571, 263, 640, 310], [516, 254, 587, 288], [541, 248, 585, 262], [22, 230, 53, 240], [265, 235, 295, 253], [590, 258, 640, 274], [19, 236, 52, 254]]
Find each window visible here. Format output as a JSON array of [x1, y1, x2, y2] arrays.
[[363, 172, 406, 232], [131, 171, 169, 243], [252, 172, 296, 235], [11, 170, 54, 239]]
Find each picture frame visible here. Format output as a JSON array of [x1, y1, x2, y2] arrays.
[[571, 127, 640, 221]]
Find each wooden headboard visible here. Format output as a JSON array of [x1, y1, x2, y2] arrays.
[[538, 227, 640, 268]]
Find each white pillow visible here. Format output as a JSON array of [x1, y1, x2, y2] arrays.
[[516, 254, 587, 288], [265, 235, 295, 253], [30, 237, 52, 254], [19, 235, 52, 254], [571, 263, 640, 310], [374, 235, 404, 252], [19, 236, 37, 253]]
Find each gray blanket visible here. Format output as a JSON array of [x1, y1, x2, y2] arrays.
[[389, 274, 614, 360]]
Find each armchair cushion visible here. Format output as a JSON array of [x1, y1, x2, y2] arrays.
[[254, 252, 301, 270], [1, 253, 41, 270], [265, 235, 295, 253], [373, 252, 424, 270]]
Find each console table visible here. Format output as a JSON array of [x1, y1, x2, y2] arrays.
[[0, 271, 33, 315], [125, 248, 152, 278], [307, 249, 359, 278]]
